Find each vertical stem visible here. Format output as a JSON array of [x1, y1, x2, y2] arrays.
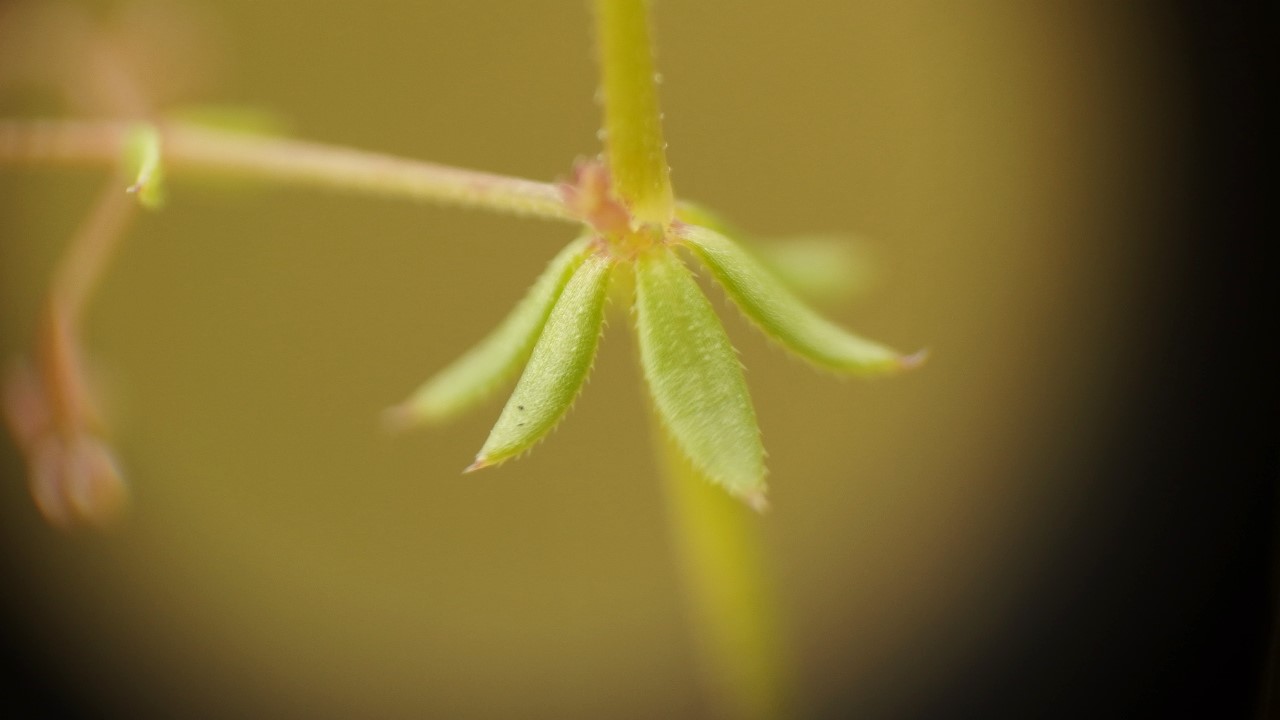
[[657, 425, 793, 720], [594, 0, 675, 225]]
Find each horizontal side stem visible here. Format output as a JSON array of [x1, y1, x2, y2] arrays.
[[0, 119, 577, 222]]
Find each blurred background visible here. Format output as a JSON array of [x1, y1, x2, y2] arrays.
[[0, 1, 1269, 718]]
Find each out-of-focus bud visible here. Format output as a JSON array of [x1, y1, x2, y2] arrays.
[[29, 432, 128, 529], [3, 358, 128, 530]]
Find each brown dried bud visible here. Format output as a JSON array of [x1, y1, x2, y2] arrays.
[[29, 432, 127, 529], [4, 358, 127, 530]]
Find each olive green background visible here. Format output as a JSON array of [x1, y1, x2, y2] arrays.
[[1, 1, 1182, 718]]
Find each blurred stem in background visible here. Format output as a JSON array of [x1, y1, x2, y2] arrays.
[[659, 424, 792, 720]]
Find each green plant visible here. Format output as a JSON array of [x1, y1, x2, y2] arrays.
[[1, 1, 922, 717]]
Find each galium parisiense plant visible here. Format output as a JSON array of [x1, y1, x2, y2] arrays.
[[1, 0, 922, 526], [2, 2, 926, 718]]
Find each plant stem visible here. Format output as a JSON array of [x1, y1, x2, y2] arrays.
[[0, 119, 576, 222], [44, 173, 137, 430], [594, 0, 674, 225], [50, 173, 137, 332], [657, 426, 793, 720]]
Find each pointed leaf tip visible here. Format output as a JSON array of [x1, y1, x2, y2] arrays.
[[379, 404, 415, 435], [393, 236, 594, 428], [899, 348, 930, 371], [473, 252, 614, 467], [635, 247, 766, 500], [745, 490, 770, 514], [677, 224, 917, 376]]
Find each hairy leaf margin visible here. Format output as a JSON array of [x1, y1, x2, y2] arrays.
[[390, 236, 594, 427], [468, 251, 614, 470], [676, 224, 924, 376], [634, 246, 766, 506]]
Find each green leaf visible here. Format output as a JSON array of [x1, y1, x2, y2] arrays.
[[634, 246, 766, 506], [165, 104, 291, 137], [390, 236, 594, 427], [677, 200, 869, 304], [468, 252, 614, 470], [676, 224, 923, 375], [122, 124, 164, 209], [674, 200, 738, 237], [594, 0, 673, 224], [752, 236, 872, 305]]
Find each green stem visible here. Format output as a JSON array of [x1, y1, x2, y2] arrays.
[[0, 119, 575, 222], [657, 424, 793, 720], [594, 0, 674, 225]]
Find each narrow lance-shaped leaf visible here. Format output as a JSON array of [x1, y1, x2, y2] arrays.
[[677, 224, 924, 376], [390, 236, 593, 426], [634, 247, 766, 508], [122, 124, 164, 209], [594, 0, 673, 224], [468, 253, 614, 470]]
